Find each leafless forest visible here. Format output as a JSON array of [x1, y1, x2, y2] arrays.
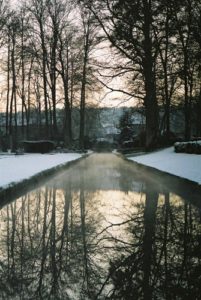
[[0, 0, 200, 150]]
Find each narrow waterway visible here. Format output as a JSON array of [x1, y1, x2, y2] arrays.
[[0, 153, 201, 299]]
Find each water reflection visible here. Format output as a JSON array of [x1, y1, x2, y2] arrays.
[[0, 154, 201, 299]]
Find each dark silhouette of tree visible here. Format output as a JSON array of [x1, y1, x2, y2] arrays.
[[80, 0, 161, 149], [78, 6, 98, 149], [28, 0, 50, 137]]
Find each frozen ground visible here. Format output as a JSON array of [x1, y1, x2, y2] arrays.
[[128, 147, 201, 185], [0, 153, 82, 189]]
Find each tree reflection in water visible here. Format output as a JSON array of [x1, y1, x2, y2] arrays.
[[0, 154, 201, 299]]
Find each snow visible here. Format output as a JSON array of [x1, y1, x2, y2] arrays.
[[0, 153, 82, 190], [1, 147, 201, 192], [128, 147, 201, 185], [175, 140, 201, 146]]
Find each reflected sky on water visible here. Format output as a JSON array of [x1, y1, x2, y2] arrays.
[[0, 153, 201, 299]]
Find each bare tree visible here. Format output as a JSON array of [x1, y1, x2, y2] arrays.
[[80, 0, 160, 149], [28, 0, 50, 137], [78, 6, 98, 149]]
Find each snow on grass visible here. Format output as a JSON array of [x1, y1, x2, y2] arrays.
[[0, 153, 82, 189], [128, 147, 201, 184]]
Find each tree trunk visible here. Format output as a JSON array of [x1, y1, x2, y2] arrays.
[[64, 82, 72, 147], [39, 21, 49, 137], [26, 59, 34, 139], [79, 22, 90, 150], [59, 41, 72, 147], [50, 35, 58, 138], [184, 51, 191, 140], [6, 36, 10, 136], [9, 32, 17, 150], [21, 18, 26, 140], [198, 86, 201, 136], [163, 10, 170, 137], [143, 0, 159, 150]]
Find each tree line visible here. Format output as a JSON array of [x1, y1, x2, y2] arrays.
[[81, 0, 201, 148], [0, 0, 100, 150], [0, 0, 201, 150]]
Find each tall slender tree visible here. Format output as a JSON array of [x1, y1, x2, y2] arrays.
[[29, 0, 50, 137]]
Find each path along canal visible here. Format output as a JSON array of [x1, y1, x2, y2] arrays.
[[0, 153, 201, 299]]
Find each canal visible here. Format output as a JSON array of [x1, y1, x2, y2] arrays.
[[0, 153, 201, 299]]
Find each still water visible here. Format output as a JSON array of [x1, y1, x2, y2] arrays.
[[0, 153, 201, 299]]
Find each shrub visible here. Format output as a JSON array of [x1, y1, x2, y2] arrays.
[[174, 141, 201, 154]]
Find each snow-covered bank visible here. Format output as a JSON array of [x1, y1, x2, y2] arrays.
[[128, 147, 201, 185], [1, 148, 200, 194], [0, 153, 82, 190]]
